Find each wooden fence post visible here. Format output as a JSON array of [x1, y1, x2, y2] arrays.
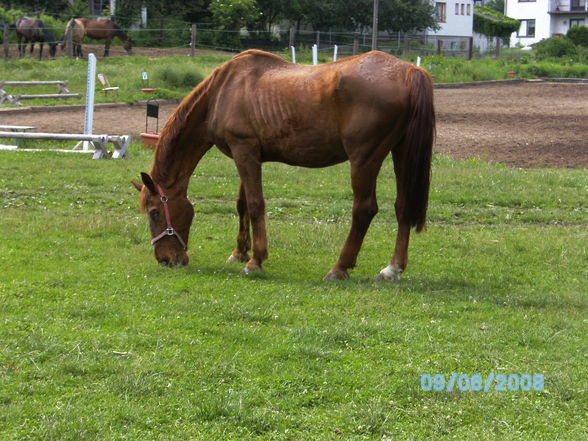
[[436, 38, 443, 56], [468, 36, 474, 60], [353, 32, 359, 55], [495, 36, 501, 58], [3, 24, 9, 59], [316, 30, 320, 49], [190, 24, 197, 57]]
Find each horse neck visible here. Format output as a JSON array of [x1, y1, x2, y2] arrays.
[[150, 87, 216, 191]]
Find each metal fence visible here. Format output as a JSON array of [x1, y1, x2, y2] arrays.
[[2, 22, 504, 60]]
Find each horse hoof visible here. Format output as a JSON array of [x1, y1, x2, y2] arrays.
[[376, 265, 403, 282], [323, 269, 349, 281], [227, 253, 250, 263], [241, 263, 263, 275]]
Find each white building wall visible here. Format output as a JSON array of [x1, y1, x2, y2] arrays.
[[428, 0, 475, 36], [506, 0, 551, 47]]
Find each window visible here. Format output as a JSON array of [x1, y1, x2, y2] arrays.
[[461, 3, 465, 14], [455, 3, 460, 14], [436, 2, 447, 22], [518, 19, 536, 37], [569, 18, 585, 29], [467, 4, 471, 15]]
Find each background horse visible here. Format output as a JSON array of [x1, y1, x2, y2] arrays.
[[133, 50, 435, 282], [15, 17, 57, 59], [62, 18, 85, 58], [72, 18, 133, 57]]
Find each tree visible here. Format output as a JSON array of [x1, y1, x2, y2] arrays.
[[379, 0, 439, 33], [473, 5, 519, 39]]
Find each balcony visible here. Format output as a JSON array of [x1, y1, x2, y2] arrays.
[[550, 0, 588, 13]]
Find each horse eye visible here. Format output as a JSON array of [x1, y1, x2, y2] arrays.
[[149, 210, 160, 221]]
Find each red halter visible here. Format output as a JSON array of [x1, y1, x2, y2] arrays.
[[150, 181, 188, 251]]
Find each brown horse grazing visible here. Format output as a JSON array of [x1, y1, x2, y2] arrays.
[[70, 18, 133, 57], [132, 50, 435, 281], [15, 18, 57, 59]]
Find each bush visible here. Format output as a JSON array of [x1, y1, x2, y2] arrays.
[[534, 36, 577, 59], [567, 25, 588, 47], [154, 65, 205, 89]]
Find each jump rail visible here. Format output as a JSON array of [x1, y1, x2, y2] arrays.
[[0, 131, 131, 159], [0, 80, 82, 105]]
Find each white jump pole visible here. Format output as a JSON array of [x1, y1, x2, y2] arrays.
[[74, 53, 97, 151], [291, 46, 296, 64], [416, 56, 422, 67], [312, 44, 318, 65], [333, 45, 338, 62], [83, 54, 97, 151]]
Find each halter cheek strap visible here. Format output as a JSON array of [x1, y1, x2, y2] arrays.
[[150, 182, 188, 251]]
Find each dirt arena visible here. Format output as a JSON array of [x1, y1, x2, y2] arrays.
[[1, 81, 587, 168]]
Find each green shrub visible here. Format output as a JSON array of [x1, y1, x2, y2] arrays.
[[154, 65, 205, 89], [534, 36, 577, 59], [567, 25, 588, 47]]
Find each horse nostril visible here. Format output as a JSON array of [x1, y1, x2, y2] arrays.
[[160, 258, 170, 266], [175, 255, 188, 266]]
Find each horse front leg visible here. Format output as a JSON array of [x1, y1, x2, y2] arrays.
[[104, 39, 111, 57], [227, 181, 251, 263], [324, 161, 381, 280], [38, 43, 43, 60], [231, 147, 268, 274]]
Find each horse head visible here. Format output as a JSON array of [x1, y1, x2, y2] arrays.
[[48, 41, 57, 57], [123, 37, 133, 55], [133, 173, 194, 267]]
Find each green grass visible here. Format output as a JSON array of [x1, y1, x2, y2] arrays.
[[0, 144, 586, 440], [0, 55, 231, 106]]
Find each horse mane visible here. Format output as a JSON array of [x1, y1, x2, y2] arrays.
[[154, 65, 222, 165]]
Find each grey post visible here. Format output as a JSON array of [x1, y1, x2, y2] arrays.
[[66, 24, 74, 58], [353, 32, 359, 55], [3, 24, 9, 59], [190, 24, 197, 57]]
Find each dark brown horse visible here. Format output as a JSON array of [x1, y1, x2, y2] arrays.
[[69, 18, 133, 57], [15, 17, 57, 59], [132, 50, 435, 281]]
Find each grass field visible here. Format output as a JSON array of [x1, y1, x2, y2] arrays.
[[0, 143, 586, 440], [2, 52, 587, 109]]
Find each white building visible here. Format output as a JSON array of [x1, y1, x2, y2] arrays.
[[426, 1, 475, 50], [506, 0, 588, 48], [428, 0, 475, 36]]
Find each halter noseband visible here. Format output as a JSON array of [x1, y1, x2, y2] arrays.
[[149, 181, 188, 251]]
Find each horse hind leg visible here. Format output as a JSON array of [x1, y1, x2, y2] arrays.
[[227, 181, 252, 263], [376, 150, 412, 282]]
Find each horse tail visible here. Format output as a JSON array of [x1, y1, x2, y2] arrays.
[[400, 66, 435, 233]]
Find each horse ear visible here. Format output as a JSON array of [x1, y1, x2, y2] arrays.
[[140, 172, 158, 194], [131, 180, 143, 192]]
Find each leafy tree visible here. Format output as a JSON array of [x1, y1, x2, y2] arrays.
[[474, 5, 519, 38], [485, 0, 505, 14], [0, 0, 71, 16], [567, 25, 588, 47], [379, 0, 439, 33]]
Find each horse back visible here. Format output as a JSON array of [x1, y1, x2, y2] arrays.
[[208, 50, 414, 166]]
